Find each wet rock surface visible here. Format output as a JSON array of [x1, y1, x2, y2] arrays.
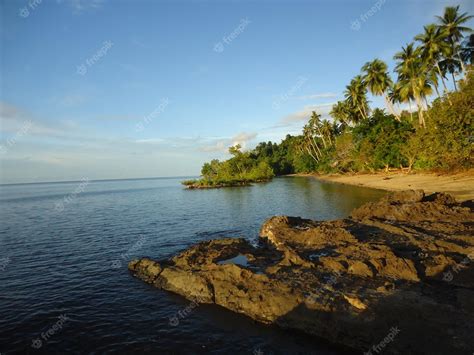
[[129, 190, 474, 354]]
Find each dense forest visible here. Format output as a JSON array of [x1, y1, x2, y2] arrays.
[[184, 5, 473, 188]]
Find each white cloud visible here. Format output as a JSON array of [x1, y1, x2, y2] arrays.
[[280, 102, 337, 124], [200, 132, 258, 153]]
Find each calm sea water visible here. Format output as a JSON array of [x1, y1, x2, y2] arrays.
[[0, 176, 385, 354]]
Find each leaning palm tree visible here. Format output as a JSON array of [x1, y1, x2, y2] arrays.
[[344, 75, 369, 120], [302, 124, 320, 162], [436, 5, 473, 74], [321, 119, 334, 146], [415, 24, 451, 94], [309, 111, 328, 148], [330, 101, 350, 126], [362, 59, 399, 120]]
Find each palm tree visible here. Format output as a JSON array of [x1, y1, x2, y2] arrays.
[[388, 83, 402, 116], [395, 79, 415, 121], [436, 5, 473, 74], [321, 119, 334, 146], [344, 75, 369, 120], [460, 34, 474, 67], [362, 59, 399, 120], [302, 124, 320, 162], [415, 24, 451, 94], [309, 111, 328, 148], [330, 101, 350, 125], [439, 54, 462, 90], [394, 43, 432, 127]]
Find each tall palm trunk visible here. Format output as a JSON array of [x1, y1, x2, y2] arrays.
[[316, 128, 327, 149], [408, 100, 413, 121], [451, 72, 458, 91], [305, 146, 318, 163], [435, 62, 449, 93], [308, 137, 321, 159], [357, 106, 366, 120], [433, 84, 441, 100], [435, 62, 452, 105], [414, 93, 425, 128], [384, 93, 401, 121]]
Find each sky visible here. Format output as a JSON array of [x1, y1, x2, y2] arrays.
[[0, 0, 473, 183]]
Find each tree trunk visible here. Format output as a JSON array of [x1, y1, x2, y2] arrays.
[[414, 94, 425, 128], [305, 146, 318, 163], [408, 100, 413, 121], [357, 106, 367, 120], [436, 62, 449, 93], [435, 62, 453, 105], [384, 94, 400, 121], [309, 137, 321, 159], [316, 128, 327, 149], [451, 72, 458, 91], [433, 84, 441, 100], [457, 51, 466, 74]]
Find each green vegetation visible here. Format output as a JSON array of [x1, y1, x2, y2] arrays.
[[182, 145, 274, 188], [184, 5, 473, 188]]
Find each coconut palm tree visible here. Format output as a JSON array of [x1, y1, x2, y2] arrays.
[[330, 101, 350, 126], [302, 124, 320, 162], [394, 43, 432, 127], [415, 24, 451, 94], [460, 34, 474, 67], [321, 119, 334, 146], [344, 75, 369, 120], [439, 53, 462, 90], [436, 5, 473, 73], [388, 83, 402, 116], [362, 59, 399, 120], [309, 111, 328, 149]]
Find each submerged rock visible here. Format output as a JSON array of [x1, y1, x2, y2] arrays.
[[129, 190, 474, 354]]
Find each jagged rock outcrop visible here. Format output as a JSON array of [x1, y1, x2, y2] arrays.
[[129, 190, 474, 354]]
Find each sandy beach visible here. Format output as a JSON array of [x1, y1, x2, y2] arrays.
[[304, 170, 474, 201]]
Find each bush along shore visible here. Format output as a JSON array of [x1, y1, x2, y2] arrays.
[[182, 144, 274, 188], [184, 5, 473, 189]]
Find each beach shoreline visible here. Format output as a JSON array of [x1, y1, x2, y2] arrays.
[[289, 170, 474, 201]]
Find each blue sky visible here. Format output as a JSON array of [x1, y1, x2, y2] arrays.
[[1, 0, 472, 183]]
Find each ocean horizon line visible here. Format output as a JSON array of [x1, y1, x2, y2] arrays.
[[0, 175, 200, 187]]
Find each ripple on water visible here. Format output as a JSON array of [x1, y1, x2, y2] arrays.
[[0, 177, 384, 353]]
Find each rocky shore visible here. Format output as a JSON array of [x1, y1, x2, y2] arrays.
[[129, 190, 474, 354]]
